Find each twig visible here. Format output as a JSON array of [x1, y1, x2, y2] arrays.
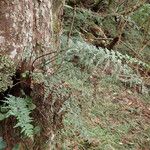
[[139, 41, 150, 53], [31, 49, 66, 70], [121, 40, 143, 60], [67, 5, 76, 47], [95, 37, 113, 40], [32, 51, 58, 66], [120, 0, 146, 16]]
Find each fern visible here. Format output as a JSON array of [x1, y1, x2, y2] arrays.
[[61, 37, 149, 87], [3, 95, 35, 139]]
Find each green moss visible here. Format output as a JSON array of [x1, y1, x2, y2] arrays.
[[0, 55, 16, 92]]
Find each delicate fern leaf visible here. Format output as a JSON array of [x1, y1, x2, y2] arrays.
[[4, 95, 35, 139]]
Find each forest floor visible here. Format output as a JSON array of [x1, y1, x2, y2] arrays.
[[62, 77, 150, 150], [61, 2, 150, 149]]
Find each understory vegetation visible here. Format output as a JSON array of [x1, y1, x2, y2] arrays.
[[60, 0, 150, 149], [0, 0, 150, 149]]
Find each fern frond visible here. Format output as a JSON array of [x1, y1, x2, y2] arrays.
[[4, 95, 34, 139], [62, 38, 149, 86]]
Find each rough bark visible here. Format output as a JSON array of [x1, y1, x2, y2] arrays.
[[0, 0, 65, 149], [0, 0, 53, 60]]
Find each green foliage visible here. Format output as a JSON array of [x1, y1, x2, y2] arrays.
[[132, 4, 150, 30], [62, 37, 147, 87], [0, 55, 16, 92], [0, 137, 6, 150], [55, 34, 150, 148], [0, 1, 149, 148], [64, 1, 150, 62], [1, 95, 35, 139], [61, 76, 150, 149], [64, 5, 103, 36]]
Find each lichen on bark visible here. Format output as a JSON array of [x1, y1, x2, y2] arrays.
[[0, 55, 16, 92], [0, 0, 65, 149]]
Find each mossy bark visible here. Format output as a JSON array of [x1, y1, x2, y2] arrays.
[[0, 0, 65, 149]]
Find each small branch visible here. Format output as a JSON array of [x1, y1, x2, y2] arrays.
[[67, 5, 76, 47], [121, 40, 143, 60], [95, 37, 113, 40], [32, 51, 57, 68], [139, 41, 150, 53]]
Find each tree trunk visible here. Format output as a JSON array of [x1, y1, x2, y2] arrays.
[[0, 0, 65, 149]]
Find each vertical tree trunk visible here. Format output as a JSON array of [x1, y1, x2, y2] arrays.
[[0, 0, 54, 59], [0, 0, 65, 149]]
